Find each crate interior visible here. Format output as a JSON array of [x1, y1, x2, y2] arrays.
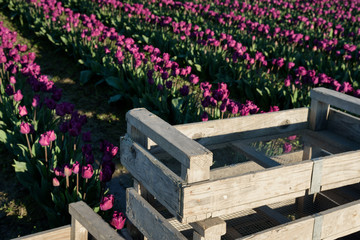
[[143, 184, 360, 240], [149, 128, 359, 179]]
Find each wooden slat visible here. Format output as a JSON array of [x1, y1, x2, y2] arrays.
[[71, 217, 88, 240], [182, 161, 313, 223], [120, 136, 183, 217], [304, 130, 360, 153], [190, 217, 226, 239], [210, 161, 264, 180], [14, 225, 71, 240], [328, 108, 360, 144], [68, 201, 124, 240], [238, 216, 314, 240], [321, 199, 360, 239], [310, 87, 360, 116], [255, 206, 290, 225], [171, 108, 309, 146], [231, 141, 280, 168], [126, 188, 187, 240], [126, 108, 212, 183], [321, 150, 360, 187], [309, 98, 330, 131]]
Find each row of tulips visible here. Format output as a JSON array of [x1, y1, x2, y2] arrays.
[[62, 0, 360, 109], [5, 0, 268, 123], [0, 21, 126, 231]]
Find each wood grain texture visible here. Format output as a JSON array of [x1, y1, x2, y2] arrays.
[[182, 161, 313, 222], [321, 150, 360, 186], [171, 108, 309, 146], [327, 108, 360, 144], [190, 217, 226, 238], [126, 108, 212, 183], [71, 217, 88, 240], [210, 161, 264, 180], [238, 216, 314, 240], [321, 199, 360, 239], [309, 99, 330, 131], [310, 87, 360, 116], [120, 136, 183, 217], [231, 141, 280, 168], [126, 188, 187, 240], [69, 201, 123, 240], [14, 225, 71, 240]]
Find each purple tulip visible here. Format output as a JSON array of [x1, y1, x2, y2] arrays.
[[110, 211, 126, 230], [180, 85, 189, 96], [5, 85, 14, 96], [20, 122, 31, 134], [100, 165, 113, 182], [100, 194, 114, 211], [82, 131, 91, 142], [81, 164, 94, 179], [13, 90, 23, 102], [201, 112, 208, 121]]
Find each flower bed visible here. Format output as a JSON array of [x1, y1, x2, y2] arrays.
[[0, 21, 125, 232]]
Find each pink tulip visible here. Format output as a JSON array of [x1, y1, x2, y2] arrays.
[[18, 105, 28, 117], [13, 90, 23, 102], [81, 164, 94, 179], [39, 133, 51, 147], [110, 211, 126, 230], [53, 177, 60, 187], [100, 194, 114, 211], [20, 122, 31, 134]]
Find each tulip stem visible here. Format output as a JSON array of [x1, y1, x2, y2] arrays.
[[44, 146, 48, 166], [25, 134, 33, 158], [83, 178, 88, 200], [76, 174, 79, 196], [66, 176, 69, 189]]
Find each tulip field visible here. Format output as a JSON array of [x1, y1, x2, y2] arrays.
[[0, 0, 359, 238]]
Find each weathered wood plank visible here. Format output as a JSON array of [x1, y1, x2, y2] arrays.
[[71, 217, 88, 240], [126, 108, 212, 183], [68, 201, 124, 240], [182, 161, 313, 223], [304, 130, 360, 153], [255, 206, 290, 225], [321, 150, 360, 187], [169, 108, 309, 147], [190, 217, 226, 240], [231, 141, 280, 168], [210, 161, 264, 180], [238, 216, 314, 240], [126, 188, 187, 240], [120, 136, 183, 217], [14, 225, 71, 240], [309, 98, 330, 131], [310, 87, 360, 116], [328, 108, 360, 144], [321, 199, 360, 239]]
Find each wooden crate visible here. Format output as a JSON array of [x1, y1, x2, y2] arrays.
[[121, 87, 360, 239], [14, 201, 128, 240], [126, 184, 360, 239]]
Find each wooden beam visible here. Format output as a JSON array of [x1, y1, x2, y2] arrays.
[[310, 87, 360, 116], [231, 141, 280, 168], [320, 199, 360, 239], [255, 206, 290, 225], [126, 108, 212, 183], [309, 98, 330, 131], [71, 217, 88, 240], [210, 161, 264, 180], [68, 201, 124, 240], [182, 161, 313, 223], [327, 108, 360, 144], [120, 136, 183, 217], [239, 216, 315, 240], [190, 217, 226, 240], [126, 188, 187, 240], [13, 225, 71, 240]]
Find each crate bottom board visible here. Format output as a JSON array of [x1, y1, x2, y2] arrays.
[[127, 184, 360, 240]]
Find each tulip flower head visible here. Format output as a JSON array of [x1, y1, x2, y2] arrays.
[[18, 105, 28, 117], [13, 90, 23, 102], [110, 211, 126, 230], [100, 194, 114, 211], [53, 177, 60, 187], [81, 164, 94, 179], [20, 122, 31, 134], [39, 133, 51, 147]]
